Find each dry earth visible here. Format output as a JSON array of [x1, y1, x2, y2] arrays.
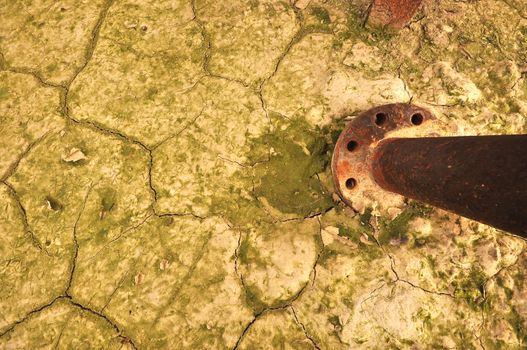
[[1, 0, 527, 349]]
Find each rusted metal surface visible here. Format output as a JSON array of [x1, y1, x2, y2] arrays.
[[332, 103, 527, 238], [372, 135, 527, 237], [368, 0, 423, 29], [331, 103, 435, 210]]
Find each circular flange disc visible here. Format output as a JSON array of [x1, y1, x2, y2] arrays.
[[331, 103, 437, 212]]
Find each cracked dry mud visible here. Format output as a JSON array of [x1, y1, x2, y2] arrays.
[[1, 0, 527, 349]]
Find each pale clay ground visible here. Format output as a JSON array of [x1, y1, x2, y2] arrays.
[[1, 0, 527, 349]]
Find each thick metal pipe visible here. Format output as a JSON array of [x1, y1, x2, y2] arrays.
[[371, 135, 527, 237]]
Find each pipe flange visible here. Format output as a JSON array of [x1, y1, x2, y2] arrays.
[[331, 103, 437, 213]]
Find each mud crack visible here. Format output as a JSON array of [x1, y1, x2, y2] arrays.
[[2, 181, 48, 254], [291, 306, 322, 350], [64, 184, 96, 296], [232, 220, 322, 349]]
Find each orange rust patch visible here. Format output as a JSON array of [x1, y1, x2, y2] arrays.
[[368, 0, 423, 29]]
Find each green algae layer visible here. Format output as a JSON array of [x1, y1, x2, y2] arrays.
[[1, 0, 527, 349]]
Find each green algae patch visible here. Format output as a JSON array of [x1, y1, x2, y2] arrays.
[[243, 283, 269, 315], [340, 3, 398, 45], [238, 234, 267, 269], [211, 195, 275, 229], [496, 276, 514, 301], [318, 208, 385, 268], [97, 186, 117, 217], [0, 86, 9, 101], [452, 267, 487, 311], [312, 6, 331, 24], [334, 207, 374, 245], [507, 306, 527, 345], [250, 117, 334, 217], [378, 202, 433, 245]]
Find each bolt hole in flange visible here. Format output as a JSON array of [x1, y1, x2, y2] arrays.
[[411, 113, 424, 125], [347, 140, 358, 152], [345, 178, 356, 189], [375, 113, 387, 126]]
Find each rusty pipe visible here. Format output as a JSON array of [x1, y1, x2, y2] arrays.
[[368, 0, 423, 29], [371, 135, 527, 237]]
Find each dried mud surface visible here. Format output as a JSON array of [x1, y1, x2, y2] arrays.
[[1, 0, 526, 349]]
